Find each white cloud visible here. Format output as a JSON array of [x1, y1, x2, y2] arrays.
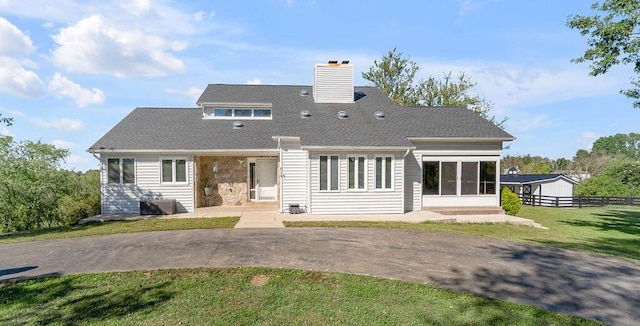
[[49, 73, 105, 108], [51, 139, 74, 149], [1, 127, 13, 137], [0, 57, 46, 98], [52, 15, 186, 77], [576, 131, 599, 150], [121, 0, 152, 16], [246, 78, 262, 85], [165, 86, 202, 102], [0, 17, 35, 57], [31, 118, 83, 131], [0, 18, 45, 98]]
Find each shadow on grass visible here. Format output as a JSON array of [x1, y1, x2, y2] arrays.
[[563, 209, 640, 235], [0, 222, 117, 242], [534, 237, 640, 262], [0, 274, 174, 325]]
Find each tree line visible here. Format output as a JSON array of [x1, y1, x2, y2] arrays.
[[0, 136, 100, 233], [502, 132, 640, 197]]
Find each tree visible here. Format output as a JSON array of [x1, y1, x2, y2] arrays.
[[0, 113, 12, 127], [567, 0, 640, 107], [363, 48, 507, 129], [0, 136, 98, 232], [574, 161, 640, 196], [591, 132, 640, 160]]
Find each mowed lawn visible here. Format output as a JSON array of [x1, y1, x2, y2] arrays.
[[285, 205, 640, 261], [0, 268, 601, 326], [0, 217, 239, 245]]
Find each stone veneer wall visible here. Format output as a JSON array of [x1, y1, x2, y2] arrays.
[[196, 156, 248, 207]]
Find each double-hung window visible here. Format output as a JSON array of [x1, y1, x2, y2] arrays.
[[347, 156, 366, 190], [161, 158, 187, 183], [319, 155, 339, 191], [107, 158, 135, 184], [375, 156, 393, 190]]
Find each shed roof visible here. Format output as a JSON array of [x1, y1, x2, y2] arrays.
[[500, 174, 579, 185]]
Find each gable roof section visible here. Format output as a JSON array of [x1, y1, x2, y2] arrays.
[[89, 85, 514, 153], [500, 174, 579, 185]]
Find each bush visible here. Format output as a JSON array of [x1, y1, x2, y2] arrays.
[[501, 187, 522, 216]]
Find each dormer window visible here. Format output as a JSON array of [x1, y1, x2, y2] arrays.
[[202, 103, 272, 120]]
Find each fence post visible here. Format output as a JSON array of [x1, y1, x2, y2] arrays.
[[578, 197, 582, 208], [555, 197, 559, 207]]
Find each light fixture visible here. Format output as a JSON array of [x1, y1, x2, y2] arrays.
[[213, 160, 219, 173]]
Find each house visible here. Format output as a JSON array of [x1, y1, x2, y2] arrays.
[[88, 62, 514, 215], [500, 172, 578, 207]]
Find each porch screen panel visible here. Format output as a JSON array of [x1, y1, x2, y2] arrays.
[[480, 161, 496, 194], [107, 158, 120, 184], [461, 162, 478, 195], [422, 161, 439, 195], [122, 158, 135, 184], [441, 162, 457, 195]]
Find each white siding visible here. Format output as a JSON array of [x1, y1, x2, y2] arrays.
[[313, 64, 354, 103], [539, 179, 574, 198], [101, 154, 195, 214], [404, 150, 422, 212], [309, 152, 404, 214], [280, 141, 309, 212]]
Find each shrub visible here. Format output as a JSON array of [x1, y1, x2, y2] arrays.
[[501, 187, 522, 216]]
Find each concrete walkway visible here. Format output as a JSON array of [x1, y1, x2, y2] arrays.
[[81, 208, 544, 229], [1, 228, 638, 325]]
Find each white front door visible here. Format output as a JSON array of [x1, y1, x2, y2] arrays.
[[255, 159, 277, 201]]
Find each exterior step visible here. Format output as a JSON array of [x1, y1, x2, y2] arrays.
[[427, 206, 504, 215]]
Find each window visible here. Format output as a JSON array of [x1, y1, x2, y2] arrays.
[[161, 158, 188, 183], [422, 162, 439, 195], [461, 162, 478, 195], [319, 155, 339, 191], [375, 156, 393, 190], [348, 156, 366, 190], [480, 161, 496, 194], [203, 107, 272, 119], [441, 162, 457, 195], [107, 158, 135, 184]]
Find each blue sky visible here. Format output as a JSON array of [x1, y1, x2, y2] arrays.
[[1, 0, 638, 172]]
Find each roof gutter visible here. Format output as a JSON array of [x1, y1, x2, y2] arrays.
[[300, 145, 415, 151], [407, 137, 515, 142], [87, 148, 280, 155]]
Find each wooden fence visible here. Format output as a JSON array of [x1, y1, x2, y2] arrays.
[[517, 195, 640, 208]]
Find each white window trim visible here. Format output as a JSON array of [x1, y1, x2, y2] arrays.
[[106, 157, 135, 184], [319, 154, 340, 192], [202, 107, 272, 120], [160, 157, 189, 184], [347, 155, 367, 191], [374, 155, 394, 191]]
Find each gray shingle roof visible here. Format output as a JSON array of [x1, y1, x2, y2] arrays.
[[500, 174, 579, 185], [89, 85, 514, 152]]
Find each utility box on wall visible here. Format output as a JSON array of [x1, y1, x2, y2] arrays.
[[140, 199, 176, 215]]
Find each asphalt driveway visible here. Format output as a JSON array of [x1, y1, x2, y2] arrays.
[[1, 228, 639, 325]]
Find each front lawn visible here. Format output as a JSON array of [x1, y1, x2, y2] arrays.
[[0, 217, 239, 245], [285, 206, 640, 261], [0, 267, 601, 326]]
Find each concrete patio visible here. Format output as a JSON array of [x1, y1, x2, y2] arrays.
[[80, 205, 545, 229]]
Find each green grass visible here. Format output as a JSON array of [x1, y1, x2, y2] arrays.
[[285, 206, 640, 261], [0, 267, 601, 326], [0, 217, 239, 245]]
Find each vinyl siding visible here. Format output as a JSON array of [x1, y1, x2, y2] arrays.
[[280, 141, 309, 212], [101, 154, 194, 214], [309, 152, 404, 214], [539, 179, 574, 198], [405, 150, 422, 212]]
